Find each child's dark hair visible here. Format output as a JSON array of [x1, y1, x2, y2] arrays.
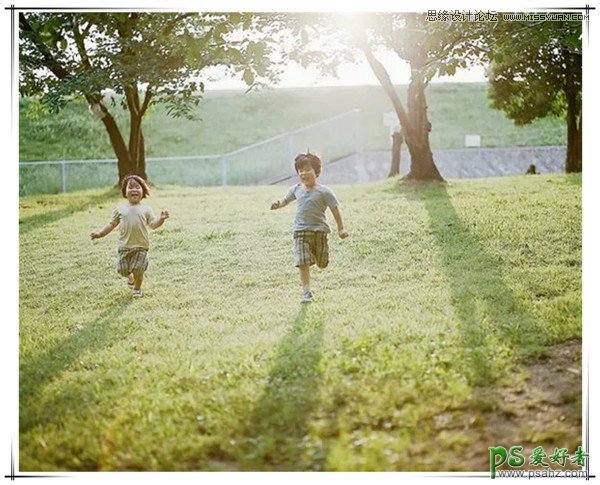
[[120, 175, 150, 198], [294, 152, 322, 177]]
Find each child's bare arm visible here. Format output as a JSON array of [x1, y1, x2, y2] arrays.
[[90, 222, 117, 240], [150, 210, 170, 230], [330, 206, 349, 239], [270, 199, 289, 210]]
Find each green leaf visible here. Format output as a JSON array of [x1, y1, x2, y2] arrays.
[[242, 68, 255, 86]]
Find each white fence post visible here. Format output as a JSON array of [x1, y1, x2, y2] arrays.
[[61, 161, 67, 193]]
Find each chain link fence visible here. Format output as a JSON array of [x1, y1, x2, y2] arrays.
[[19, 109, 363, 196]]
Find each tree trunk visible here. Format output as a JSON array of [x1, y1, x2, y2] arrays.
[[564, 49, 582, 174], [389, 131, 403, 177], [403, 74, 444, 181], [137, 128, 148, 180], [362, 45, 444, 182], [98, 109, 132, 184], [128, 113, 148, 180], [125, 85, 149, 182], [564, 91, 582, 173], [576, 115, 582, 170]]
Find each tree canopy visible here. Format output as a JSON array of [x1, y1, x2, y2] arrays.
[[485, 20, 582, 172], [284, 13, 485, 180], [20, 12, 279, 182]]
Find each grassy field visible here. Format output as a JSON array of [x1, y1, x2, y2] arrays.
[[20, 83, 566, 162], [19, 174, 581, 471]]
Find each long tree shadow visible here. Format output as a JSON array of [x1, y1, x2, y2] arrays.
[[238, 305, 325, 471], [19, 188, 119, 235], [404, 184, 546, 385], [20, 296, 132, 433]]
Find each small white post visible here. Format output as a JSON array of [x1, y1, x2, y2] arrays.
[[464, 134, 481, 147], [61, 161, 67, 193]]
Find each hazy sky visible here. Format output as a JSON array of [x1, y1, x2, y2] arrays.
[[204, 51, 488, 90]]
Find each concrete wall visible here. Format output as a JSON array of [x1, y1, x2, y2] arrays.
[[315, 146, 567, 185]]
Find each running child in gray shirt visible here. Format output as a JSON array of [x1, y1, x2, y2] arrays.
[[271, 152, 348, 303]]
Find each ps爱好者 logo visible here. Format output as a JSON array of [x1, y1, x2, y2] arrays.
[[489, 445, 588, 479]]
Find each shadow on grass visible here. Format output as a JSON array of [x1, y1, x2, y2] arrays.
[[403, 183, 545, 385], [20, 295, 132, 433], [19, 188, 118, 235], [238, 305, 325, 471]]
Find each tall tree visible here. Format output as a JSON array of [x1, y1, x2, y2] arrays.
[[286, 13, 484, 181], [485, 20, 582, 172], [20, 12, 277, 184]]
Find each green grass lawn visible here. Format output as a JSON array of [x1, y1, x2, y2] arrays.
[[20, 83, 566, 162], [19, 174, 581, 471]]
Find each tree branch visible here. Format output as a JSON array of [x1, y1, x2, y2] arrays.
[[19, 13, 71, 81], [140, 84, 153, 117], [124, 84, 140, 116], [72, 17, 93, 71], [361, 43, 416, 140], [161, 12, 196, 36]]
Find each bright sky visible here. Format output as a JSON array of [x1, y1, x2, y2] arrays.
[[205, 57, 486, 91], [199, 10, 490, 90], [204, 52, 487, 91]]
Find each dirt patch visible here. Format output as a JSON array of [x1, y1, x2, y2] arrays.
[[432, 340, 582, 471]]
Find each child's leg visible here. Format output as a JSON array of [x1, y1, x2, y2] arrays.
[[315, 232, 329, 269], [133, 272, 144, 291], [299, 263, 310, 292], [294, 232, 315, 299], [128, 273, 135, 285], [130, 248, 148, 292]]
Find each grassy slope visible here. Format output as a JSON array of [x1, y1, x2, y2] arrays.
[[19, 83, 566, 161], [19, 174, 581, 471]]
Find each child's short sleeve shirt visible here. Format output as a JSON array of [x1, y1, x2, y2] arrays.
[[110, 203, 156, 249], [283, 184, 339, 233]]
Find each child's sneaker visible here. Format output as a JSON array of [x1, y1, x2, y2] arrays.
[[301, 291, 314, 303], [132, 289, 143, 298]]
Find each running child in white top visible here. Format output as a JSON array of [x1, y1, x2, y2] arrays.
[[90, 175, 169, 298]]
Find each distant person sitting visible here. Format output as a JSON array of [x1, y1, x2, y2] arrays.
[[526, 164, 537, 175]]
